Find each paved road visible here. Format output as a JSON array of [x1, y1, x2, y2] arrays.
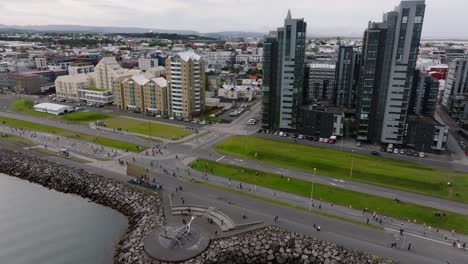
[[3, 143, 467, 264], [3, 95, 468, 263]]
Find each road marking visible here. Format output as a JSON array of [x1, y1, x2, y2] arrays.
[[385, 227, 452, 246], [216, 156, 225, 162]]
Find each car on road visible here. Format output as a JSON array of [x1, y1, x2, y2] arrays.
[[393, 148, 399, 154], [399, 149, 406, 154], [419, 152, 426, 158], [246, 119, 257, 125], [371, 151, 380, 156], [319, 138, 324, 142], [298, 135, 305, 140], [324, 138, 329, 143]]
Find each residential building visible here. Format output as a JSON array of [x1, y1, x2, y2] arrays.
[[217, 85, 254, 101], [95, 57, 126, 91], [68, 62, 95, 75], [55, 74, 92, 101], [114, 75, 168, 114], [409, 70, 438, 117], [307, 63, 336, 102], [200, 51, 233, 70], [356, 0, 426, 144], [442, 59, 468, 119], [405, 70, 447, 152], [445, 48, 466, 63], [34, 57, 47, 70], [47, 58, 74, 71], [55, 74, 114, 104], [262, 10, 307, 131], [166, 51, 206, 118], [334, 46, 361, 109], [138, 58, 159, 71]]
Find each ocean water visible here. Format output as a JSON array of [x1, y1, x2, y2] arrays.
[[0, 174, 128, 264]]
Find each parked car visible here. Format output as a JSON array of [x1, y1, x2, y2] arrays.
[[371, 151, 381, 156], [298, 135, 305, 140], [399, 149, 406, 154], [356, 141, 361, 147], [324, 138, 329, 143], [319, 138, 324, 142], [393, 148, 399, 154], [419, 152, 426, 158]]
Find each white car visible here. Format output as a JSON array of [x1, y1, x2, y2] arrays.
[[324, 138, 329, 143], [393, 148, 399, 154], [319, 138, 324, 142], [419, 152, 426, 158]]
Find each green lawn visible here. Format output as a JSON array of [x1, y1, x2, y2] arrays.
[[0, 116, 146, 152], [104, 116, 192, 140], [214, 136, 468, 203], [60, 112, 113, 123], [11, 98, 50, 118], [10, 98, 112, 123], [192, 159, 468, 234]]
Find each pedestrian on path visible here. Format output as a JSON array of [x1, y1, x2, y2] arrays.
[[408, 243, 412, 251]]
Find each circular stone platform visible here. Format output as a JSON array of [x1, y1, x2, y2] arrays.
[[143, 224, 210, 262]]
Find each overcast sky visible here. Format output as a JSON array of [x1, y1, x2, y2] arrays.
[[0, 0, 465, 39]]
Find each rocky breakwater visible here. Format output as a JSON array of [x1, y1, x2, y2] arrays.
[[0, 147, 165, 264], [189, 226, 394, 264]]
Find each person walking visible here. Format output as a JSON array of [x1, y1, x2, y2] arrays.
[[408, 243, 412, 251]]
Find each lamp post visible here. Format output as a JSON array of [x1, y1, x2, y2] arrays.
[[310, 168, 316, 212], [350, 150, 355, 179]]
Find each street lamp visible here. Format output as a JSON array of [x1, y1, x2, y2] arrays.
[[350, 150, 355, 179], [309, 168, 316, 212]]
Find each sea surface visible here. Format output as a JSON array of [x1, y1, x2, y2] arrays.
[[0, 173, 128, 264]]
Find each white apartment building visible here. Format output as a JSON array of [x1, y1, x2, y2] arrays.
[[235, 53, 263, 63], [95, 57, 127, 91], [138, 58, 159, 71], [55, 74, 92, 101], [34, 57, 47, 70], [199, 51, 233, 69], [68, 64, 95, 75], [55, 73, 114, 104]]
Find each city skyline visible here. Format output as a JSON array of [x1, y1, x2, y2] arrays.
[[0, 0, 467, 39]]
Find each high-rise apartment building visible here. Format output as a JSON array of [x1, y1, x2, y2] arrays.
[[356, 0, 426, 144], [307, 63, 336, 102], [442, 59, 468, 120], [166, 51, 206, 118], [262, 10, 307, 130], [334, 46, 361, 109]]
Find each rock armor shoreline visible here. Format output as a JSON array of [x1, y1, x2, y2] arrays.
[[0, 148, 394, 264]]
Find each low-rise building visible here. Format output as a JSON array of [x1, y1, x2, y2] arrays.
[[217, 85, 254, 101], [33, 103, 74, 115], [298, 105, 344, 137], [68, 62, 95, 75], [138, 58, 159, 71]]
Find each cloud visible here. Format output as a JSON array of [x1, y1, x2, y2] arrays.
[[0, 0, 465, 38]]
